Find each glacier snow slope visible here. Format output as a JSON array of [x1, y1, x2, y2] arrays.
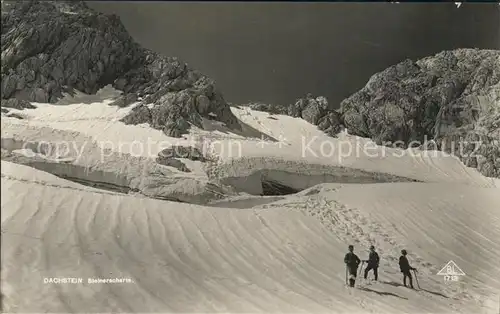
[[2, 161, 500, 313], [2, 87, 500, 312], [1, 86, 497, 203]]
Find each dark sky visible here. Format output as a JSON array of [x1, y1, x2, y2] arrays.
[[88, 1, 499, 107]]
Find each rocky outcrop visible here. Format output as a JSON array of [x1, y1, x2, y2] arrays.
[[244, 50, 499, 178], [1, 0, 240, 137], [247, 102, 288, 115], [340, 49, 500, 178], [108, 93, 138, 108], [317, 111, 343, 137], [287, 94, 328, 122], [288, 94, 344, 137], [247, 94, 345, 137]]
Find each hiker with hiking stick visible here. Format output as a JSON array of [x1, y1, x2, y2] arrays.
[[399, 249, 417, 289]]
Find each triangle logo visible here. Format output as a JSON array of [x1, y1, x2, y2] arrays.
[[437, 260, 466, 276]]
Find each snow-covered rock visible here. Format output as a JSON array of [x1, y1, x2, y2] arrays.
[[1, 0, 239, 138], [244, 51, 500, 178]]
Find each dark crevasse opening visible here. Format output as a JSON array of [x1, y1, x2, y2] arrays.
[[57, 174, 134, 194], [261, 179, 300, 196]]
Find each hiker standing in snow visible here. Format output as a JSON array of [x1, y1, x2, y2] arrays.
[[363, 245, 380, 281], [344, 245, 361, 287], [399, 249, 416, 288]]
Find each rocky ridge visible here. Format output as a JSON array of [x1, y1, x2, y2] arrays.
[[1, 0, 240, 137], [341, 49, 500, 178], [247, 49, 500, 178], [1, 3, 498, 178]]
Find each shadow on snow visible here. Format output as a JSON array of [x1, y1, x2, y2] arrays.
[[380, 281, 449, 299], [358, 287, 408, 300]]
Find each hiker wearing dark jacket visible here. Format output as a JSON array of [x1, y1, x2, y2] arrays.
[[344, 245, 361, 287], [399, 249, 416, 288], [363, 245, 380, 281]]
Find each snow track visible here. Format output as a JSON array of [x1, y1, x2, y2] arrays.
[[2, 88, 500, 313], [2, 163, 499, 313]]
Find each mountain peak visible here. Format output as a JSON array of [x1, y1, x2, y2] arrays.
[[1, 0, 240, 137]]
